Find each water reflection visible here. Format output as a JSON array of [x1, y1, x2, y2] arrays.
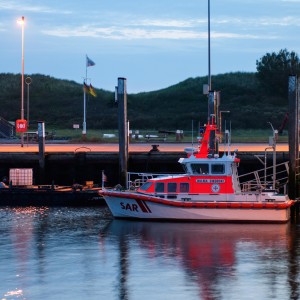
[[1, 207, 300, 300], [0, 207, 46, 300], [100, 220, 297, 300], [0, 207, 113, 300]]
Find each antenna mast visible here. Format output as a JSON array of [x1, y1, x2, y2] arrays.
[[208, 0, 211, 90]]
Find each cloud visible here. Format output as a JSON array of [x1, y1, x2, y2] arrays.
[[41, 24, 274, 40], [210, 16, 300, 27], [0, 0, 71, 14], [258, 16, 300, 26], [33, 9, 300, 41], [42, 26, 200, 39], [130, 19, 203, 28]]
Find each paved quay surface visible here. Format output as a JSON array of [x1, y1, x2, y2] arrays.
[[0, 142, 289, 153]]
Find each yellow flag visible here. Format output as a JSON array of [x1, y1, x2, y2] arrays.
[[89, 84, 97, 97]]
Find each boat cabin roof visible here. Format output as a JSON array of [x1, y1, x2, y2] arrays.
[[178, 153, 239, 176]]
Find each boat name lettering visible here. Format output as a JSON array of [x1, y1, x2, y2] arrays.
[[196, 179, 225, 183], [182, 198, 191, 202], [120, 202, 139, 212]]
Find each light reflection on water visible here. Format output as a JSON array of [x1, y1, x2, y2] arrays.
[[0, 206, 299, 300]]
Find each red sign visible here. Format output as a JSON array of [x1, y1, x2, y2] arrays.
[[16, 119, 27, 132]]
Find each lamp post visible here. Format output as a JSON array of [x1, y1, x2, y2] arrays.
[[18, 16, 25, 147], [25, 77, 32, 127]]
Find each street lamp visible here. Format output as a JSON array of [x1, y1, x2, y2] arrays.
[[17, 16, 25, 147], [25, 77, 32, 127]]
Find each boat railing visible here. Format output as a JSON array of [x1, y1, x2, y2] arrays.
[[238, 161, 289, 193], [127, 161, 290, 193], [127, 172, 183, 189]]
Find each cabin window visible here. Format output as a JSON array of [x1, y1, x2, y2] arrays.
[[180, 183, 190, 193], [139, 182, 153, 191], [211, 164, 225, 174], [191, 163, 209, 174], [155, 182, 165, 193], [168, 182, 177, 193]]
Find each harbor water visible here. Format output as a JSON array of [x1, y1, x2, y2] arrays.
[[1, 206, 300, 300]]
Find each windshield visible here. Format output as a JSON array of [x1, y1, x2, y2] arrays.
[[139, 182, 153, 191]]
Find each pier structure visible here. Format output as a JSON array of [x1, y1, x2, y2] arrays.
[[0, 146, 292, 187]]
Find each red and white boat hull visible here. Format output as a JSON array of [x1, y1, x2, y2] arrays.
[[102, 191, 294, 223]]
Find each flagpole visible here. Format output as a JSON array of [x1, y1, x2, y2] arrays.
[[83, 89, 86, 138], [83, 55, 95, 139]]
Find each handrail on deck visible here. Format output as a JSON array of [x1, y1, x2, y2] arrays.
[[238, 161, 289, 192]]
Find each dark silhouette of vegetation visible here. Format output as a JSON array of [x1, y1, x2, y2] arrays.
[[0, 68, 290, 131], [256, 49, 300, 97]]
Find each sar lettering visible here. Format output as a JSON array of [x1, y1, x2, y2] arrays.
[[120, 202, 139, 212]]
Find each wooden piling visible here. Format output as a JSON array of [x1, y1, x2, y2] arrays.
[[117, 78, 128, 188], [38, 121, 45, 184], [288, 76, 298, 199]]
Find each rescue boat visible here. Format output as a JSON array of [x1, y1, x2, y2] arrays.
[[100, 89, 295, 223]]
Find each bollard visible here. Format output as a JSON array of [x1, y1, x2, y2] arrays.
[[135, 130, 139, 140], [176, 130, 180, 141], [180, 130, 184, 140]]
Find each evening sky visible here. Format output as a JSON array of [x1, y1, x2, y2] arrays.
[[1, 0, 299, 92]]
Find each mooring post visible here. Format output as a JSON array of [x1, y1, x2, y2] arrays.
[[288, 75, 299, 202], [117, 78, 128, 188], [38, 121, 45, 183]]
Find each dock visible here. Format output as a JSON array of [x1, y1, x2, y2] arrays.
[[0, 142, 291, 187], [0, 185, 104, 207], [0, 141, 293, 207]]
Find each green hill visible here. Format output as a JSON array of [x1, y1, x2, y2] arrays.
[[0, 72, 288, 131]]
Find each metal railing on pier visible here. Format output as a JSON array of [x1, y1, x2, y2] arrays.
[[238, 161, 289, 193]]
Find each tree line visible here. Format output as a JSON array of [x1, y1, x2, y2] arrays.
[[0, 49, 299, 132]]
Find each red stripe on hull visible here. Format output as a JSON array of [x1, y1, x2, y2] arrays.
[[113, 216, 289, 224], [101, 191, 295, 210], [142, 200, 152, 213], [136, 199, 151, 213]]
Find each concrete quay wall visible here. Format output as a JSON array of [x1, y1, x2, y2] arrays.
[[0, 151, 290, 186]]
